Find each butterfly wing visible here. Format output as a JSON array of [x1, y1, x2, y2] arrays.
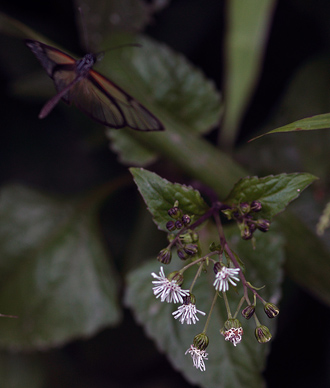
[[26, 39, 164, 131], [25, 39, 77, 104], [68, 69, 164, 131]]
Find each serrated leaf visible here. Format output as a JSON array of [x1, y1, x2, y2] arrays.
[[100, 34, 222, 134], [0, 185, 121, 351], [100, 33, 222, 166], [130, 168, 209, 231], [125, 226, 284, 388], [250, 113, 330, 142], [224, 173, 318, 220]]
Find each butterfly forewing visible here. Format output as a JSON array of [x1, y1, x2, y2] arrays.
[[25, 39, 164, 131], [26, 40, 75, 78]]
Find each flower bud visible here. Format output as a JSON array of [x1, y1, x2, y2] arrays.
[[213, 262, 222, 274], [256, 219, 270, 232], [166, 220, 176, 232], [182, 214, 191, 225], [224, 318, 242, 330], [241, 305, 255, 320], [250, 200, 262, 212], [168, 271, 184, 286], [222, 208, 238, 220], [179, 230, 195, 244], [193, 333, 209, 351], [241, 226, 253, 240], [175, 219, 184, 229], [168, 206, 182, 219], [183, 293, 196, 305], [209, 242, 221, 252], [248, 222, 257, 233], [184, 243, 199, 256], [157, 248, 172, 264], [239, 202, 251, 214], [255, 325, 272, 344], [177, 248, 190, 261], [264, 302, 280, 318]]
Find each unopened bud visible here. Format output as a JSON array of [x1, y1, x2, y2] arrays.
[[175, 219, 184, 230], [256, 219, 270, 232], [177, 248, 190, 261], [213, 262, 222, 274], [184, 243, 198, 256], [168, 271, 184, 286], [157, 248, 172, 264], [250, 200, 262, 212], [224, 318, 242, 330], [193, 333, 209, 351], [166, 220, 176, 232], [239, 202, 250, 214], [255, 325, 272, 344], [241, 226, 253, 240], [168, 206, 182, 219], [264, 302, 280, 319], [182, 214, 191, 225], [241, 305, 255, 320]]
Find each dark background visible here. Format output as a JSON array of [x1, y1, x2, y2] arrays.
[[0, 0, 330, 387]]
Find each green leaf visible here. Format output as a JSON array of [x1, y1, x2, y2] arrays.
[[0, 352, 46, 388], [0, 185, 121, 351], [107, 129, 157, 166], [125, 226, 284, 388], [130, 168, 209, 232], [224, 173, 318, 220], [221, 0, 276, 146], [74, 0, 164, 50], [101, 33, 222, 165], [279, 211, 330, 306], [100, 34, 222, 135], [250, 113, 330, 141]]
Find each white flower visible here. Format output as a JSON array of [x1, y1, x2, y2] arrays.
[[213, 266, 240, 292], [223, 327, 243, 346], [151, 267, 189, 303], [172, 303, 206, 324], [185, 345, 208, 371]]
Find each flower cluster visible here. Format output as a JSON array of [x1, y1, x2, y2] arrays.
[[150, 202, 280, 371], [222, 200, 270, 240]]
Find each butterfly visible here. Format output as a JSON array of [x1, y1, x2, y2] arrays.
[[25, 39, 164, 131]]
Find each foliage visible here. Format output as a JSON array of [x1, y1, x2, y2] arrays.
[[0, 1, 330, 387]]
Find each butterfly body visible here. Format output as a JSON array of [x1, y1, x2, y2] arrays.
[[25, 39, 164, 131]]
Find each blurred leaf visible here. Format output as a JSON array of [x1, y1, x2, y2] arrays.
[[101, 33, 222, 132], [224, 173, 318, 220], [125, 226, 284, 388], [0, 352, 46, 388], [250, 113, 330, 141], [73, 0, 166, 51], [99, 32, 222, 166], [0, 185, 121, 351], [0, 11, 55, 43], [130, 168, 209, 232], [221, 0, 276, 146], [108, 129, 158, 166], [280, 211, 330, 305], [316, 200, 330, 235]]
